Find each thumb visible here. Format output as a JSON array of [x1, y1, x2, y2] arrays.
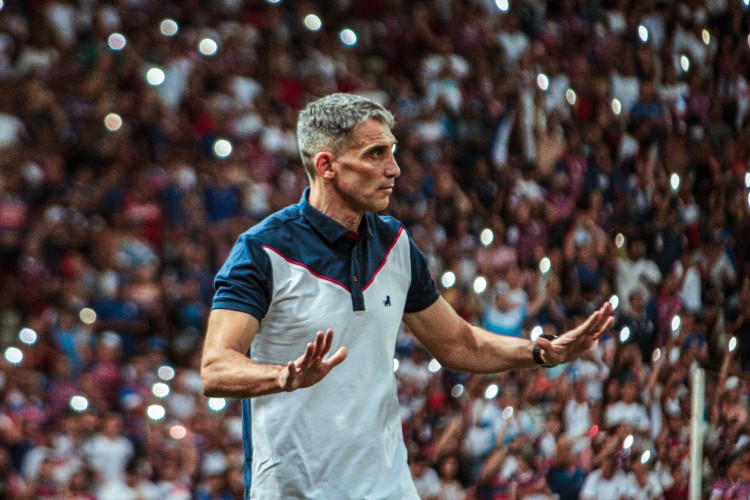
[[534, 337, 561, 354]]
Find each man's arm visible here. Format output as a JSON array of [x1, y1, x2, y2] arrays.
[[403, 297, 613, 373], [200, 309, 347, 398]]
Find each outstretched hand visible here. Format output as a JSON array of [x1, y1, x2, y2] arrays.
[[535, 302, 614, 367], [278, 329, 348, 392]]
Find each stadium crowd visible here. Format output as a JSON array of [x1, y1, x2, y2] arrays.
[[0, 0, 749, 498]]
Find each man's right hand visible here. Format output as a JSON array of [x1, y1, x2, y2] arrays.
[[278, 329, 348, 392]]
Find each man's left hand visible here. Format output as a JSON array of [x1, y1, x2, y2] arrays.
[[535, 302, 614, 367]]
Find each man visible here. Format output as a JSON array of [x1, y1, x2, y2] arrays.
[[200, 93, 614, 499]]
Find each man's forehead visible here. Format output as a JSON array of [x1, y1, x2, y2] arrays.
[[349, 119, 396, 147]]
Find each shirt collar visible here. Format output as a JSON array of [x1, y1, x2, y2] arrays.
[[300, 187, 371, 243]]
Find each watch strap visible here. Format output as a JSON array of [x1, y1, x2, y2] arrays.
[[532, 343, 548, 367]]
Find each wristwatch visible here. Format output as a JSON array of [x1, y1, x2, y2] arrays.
[[532, 333, 557, 367]]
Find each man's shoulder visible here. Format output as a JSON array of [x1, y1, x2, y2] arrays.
[[239, 204, 305, 245], [368, 213, 407, 240]]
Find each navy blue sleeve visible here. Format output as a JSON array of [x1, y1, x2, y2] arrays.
[[212, 234, 272, 322], [404, 236, 440, 313]]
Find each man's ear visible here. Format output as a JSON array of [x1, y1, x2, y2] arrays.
[[313, 152, 336, 180]]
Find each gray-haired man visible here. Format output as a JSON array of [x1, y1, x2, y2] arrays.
[[200, 92, 614, 499]]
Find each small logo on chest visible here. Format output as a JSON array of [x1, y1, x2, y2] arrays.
[[383, 295, 391, 307]]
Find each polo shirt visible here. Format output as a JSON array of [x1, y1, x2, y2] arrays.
[[212, 188, 440, 499]]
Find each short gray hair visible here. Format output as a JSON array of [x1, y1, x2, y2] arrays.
[[297, 93, 395, 179]]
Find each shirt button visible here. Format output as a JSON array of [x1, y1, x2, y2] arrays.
[[353, 277, 358, 283]]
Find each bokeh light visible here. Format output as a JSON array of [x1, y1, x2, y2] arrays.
[[213, 139, 232, 158], [539, 257, 551, 274], [4, 347, 22, 364], [484, 384, 498, 400], [609, 294, 620, 310], [392, 358, 399, 372], [79, 307, 97, 324], [304, 14, 322, 31], [108, 33, 126, 51], [339, 29, 357, 46], [208, 398, 226, 412], [670, 173, 680, 191], [104, 113, 123, 132], [530, 325, 543, 342], [158, 365, 176, 381], [480, 228, 494, 246], [611, 98, 622, 115], [160, 19, 179, 37], [623, 434, 634, 449], [536, 73, 549, 91], [729, 336, 737, 352], [19, 328, 38, 345], [641, 450, 651, 463], [620, 326, 631, 342], [450, 384, 464, 398], [170, 425, 187, 439], [671, 315, 681, 332], [147, 404, 166, 420], [198, 38, 218, 56], [472, 276, 487, 294], [146, 67, 166, 86], [70, 395, 89, 412], [615, 233, 625, 248], [428, 359, 441, 373], [502, 406, 513, 419], [680, 55, 690, 72], [638, 25, 648, 42], [495, 0, 509, 11], [702, 29, 710, 45], [152, 383, 170, 398], [441, 271, 456, 289], [565, 89, 577, 105]]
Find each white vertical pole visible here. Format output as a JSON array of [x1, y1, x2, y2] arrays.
[[689, 368, 705, 500]]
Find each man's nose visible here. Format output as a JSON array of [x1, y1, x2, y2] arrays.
[[386, 157, 400, 178]]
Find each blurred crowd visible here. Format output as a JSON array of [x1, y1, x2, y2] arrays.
[[0, 0, 750, 498]]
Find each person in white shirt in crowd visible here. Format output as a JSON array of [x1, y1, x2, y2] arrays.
[[616, 238, 662, 313], [580, 455, 631, 500], [410, 453, 441, 500], [626, 454, 664, 499], [82, 413, 134, 488], [564, 378, 595, 455], [604, 378, 651, 434]]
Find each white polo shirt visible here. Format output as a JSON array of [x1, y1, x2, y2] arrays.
[[213, 189, 440, 499]]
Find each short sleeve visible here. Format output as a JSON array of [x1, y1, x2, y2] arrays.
[[212, 234, 273, 321], [404, 236, 440, 313]]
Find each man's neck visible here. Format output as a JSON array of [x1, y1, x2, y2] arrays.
[[308, 183, 363, 232]]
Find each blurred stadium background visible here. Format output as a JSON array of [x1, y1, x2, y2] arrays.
[[0, 0, 749, 498]]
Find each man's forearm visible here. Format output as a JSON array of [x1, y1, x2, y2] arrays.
[[202, 349, 285, 398], [438, 323, 539, 373]]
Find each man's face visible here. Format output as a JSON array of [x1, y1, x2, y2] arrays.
[[330, 119, 400, 214]]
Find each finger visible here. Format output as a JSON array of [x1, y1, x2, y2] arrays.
[[592, 317, 615, 340], [534, 337, 561, 354], [319, 328, 334, 357], [586, 309, 611, 337], [322, 346, 348, 369], [574, 310, 602, 337], [282, 360, 297, 389], [296, 342, 315, 368], [312, 331, 326, 358]]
